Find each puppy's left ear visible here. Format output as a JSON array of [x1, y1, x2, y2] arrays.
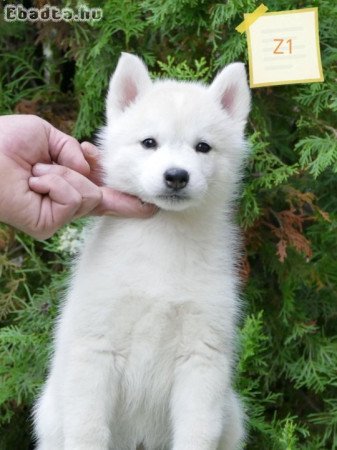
[[209, 63, 251, 126]]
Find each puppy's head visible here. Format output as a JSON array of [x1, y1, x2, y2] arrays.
[[100, 53, 250, 211]]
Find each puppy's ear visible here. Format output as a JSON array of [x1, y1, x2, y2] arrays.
[[209, 63, 251, 126], [106, 53, 152, 121]]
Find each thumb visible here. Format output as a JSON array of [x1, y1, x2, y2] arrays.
[[92, 187, 157, 218]]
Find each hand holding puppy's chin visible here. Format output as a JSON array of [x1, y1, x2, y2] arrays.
[[92, 188, 158, 218]]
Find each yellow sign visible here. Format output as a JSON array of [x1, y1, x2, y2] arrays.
[[238, 7, 324, 88]]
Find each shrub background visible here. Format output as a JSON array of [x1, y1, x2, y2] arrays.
[[0, 1, 337, 449]]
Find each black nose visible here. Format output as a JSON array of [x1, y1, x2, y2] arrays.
[[164, 168, 189, 190], [164, 168, 189, 189]]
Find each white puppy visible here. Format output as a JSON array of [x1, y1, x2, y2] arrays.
[[34, 53, 251, 450]]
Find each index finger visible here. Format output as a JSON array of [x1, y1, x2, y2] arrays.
[[44, 121, 90, 177], [81, 141, 104, 186]]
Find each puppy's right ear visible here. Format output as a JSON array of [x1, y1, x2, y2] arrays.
[[106, 53, 152, 122]]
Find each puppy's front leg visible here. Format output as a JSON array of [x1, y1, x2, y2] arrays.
[[62, 342, 119, 450], [170, 353, 231, 450]]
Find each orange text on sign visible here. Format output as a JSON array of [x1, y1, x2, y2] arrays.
[[273, 38, 293, 54]]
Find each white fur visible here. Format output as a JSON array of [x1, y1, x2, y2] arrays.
[[34, 53, 251, 450]]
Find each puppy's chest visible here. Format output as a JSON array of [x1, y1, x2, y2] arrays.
[[74, 219, 229, 353], [103, 295, 206, 365], [105, 300, 201, 412], [80, 218, 223, 296]]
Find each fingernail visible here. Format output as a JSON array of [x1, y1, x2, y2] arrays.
[[29, 176, 39, 183], [142, 204, 158, 215], [139, 201, 158, 215], [87, 147, 99, 158], [33, 163, 51, 174], [81, 142, 99, 158]]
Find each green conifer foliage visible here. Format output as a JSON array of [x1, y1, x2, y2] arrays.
[[0, 1, 336, 448]]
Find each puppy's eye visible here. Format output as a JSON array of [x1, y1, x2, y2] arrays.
[[195, 142, 212, 153], [141, 138, 157, 149]]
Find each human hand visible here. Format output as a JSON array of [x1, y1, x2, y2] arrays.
[[0, 115, 156, 239]]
